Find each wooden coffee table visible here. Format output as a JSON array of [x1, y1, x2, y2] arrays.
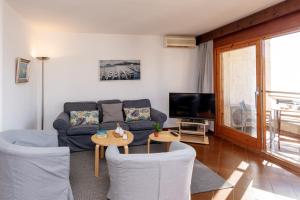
[[147, 131, 181, 153], [91, 130, 134, 177]]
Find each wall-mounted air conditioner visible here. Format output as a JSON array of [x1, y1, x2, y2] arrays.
[[164, 35, 196, 48]]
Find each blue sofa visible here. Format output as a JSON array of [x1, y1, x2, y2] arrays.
[[53, 99, 167, 152]]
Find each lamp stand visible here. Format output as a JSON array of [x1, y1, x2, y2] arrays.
[[36, 57, 50, 130]]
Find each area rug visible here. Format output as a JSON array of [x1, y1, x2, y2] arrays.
[[70, 144, 232, 200]]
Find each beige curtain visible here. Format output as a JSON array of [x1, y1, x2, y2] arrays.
[[198, 40, 214, 131], [198, 40, 213, 93]]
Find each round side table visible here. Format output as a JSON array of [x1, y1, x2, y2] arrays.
[[91, 130, 134, 177], [147, 131, 180, 153]]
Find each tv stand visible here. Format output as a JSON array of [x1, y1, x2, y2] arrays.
[[181, 118, 206, 123], [177, 119, 209, 144]]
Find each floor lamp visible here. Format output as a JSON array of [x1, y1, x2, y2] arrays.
[[36, 57, 50, 130]]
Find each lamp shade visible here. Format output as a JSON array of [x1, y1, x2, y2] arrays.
[[36, 57, 50, 61]]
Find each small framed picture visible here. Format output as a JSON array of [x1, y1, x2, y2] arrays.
[[15, 58, 30, 83]]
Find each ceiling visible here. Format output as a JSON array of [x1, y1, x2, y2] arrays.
[[6, 0, 284, 35]]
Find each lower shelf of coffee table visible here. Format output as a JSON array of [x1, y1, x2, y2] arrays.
[[180, 133, 209, 144]]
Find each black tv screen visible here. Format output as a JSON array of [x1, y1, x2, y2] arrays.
[[169, 93, 215, 120]]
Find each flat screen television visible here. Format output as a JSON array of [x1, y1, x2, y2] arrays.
[[169, 93, 215, 120]]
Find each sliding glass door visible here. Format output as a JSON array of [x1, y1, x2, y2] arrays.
[[216, 33, 300, 166], [216, 41, 263, 150], [264, 32, 300, 165]]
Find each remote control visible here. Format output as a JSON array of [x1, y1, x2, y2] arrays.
[[170, 131, 179, 137]]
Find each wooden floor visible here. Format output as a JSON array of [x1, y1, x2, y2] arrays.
[[190, 136, 300, 200]]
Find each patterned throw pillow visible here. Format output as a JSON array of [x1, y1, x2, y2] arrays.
[[124, 107, 151, 122], [70, 110, 99, 126]]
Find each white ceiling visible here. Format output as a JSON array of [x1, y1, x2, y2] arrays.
[[6, 0, 284, 35]]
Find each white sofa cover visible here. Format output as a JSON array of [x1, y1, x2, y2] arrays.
[[0, 130, 74, 200], [106, 141, 196, 200]]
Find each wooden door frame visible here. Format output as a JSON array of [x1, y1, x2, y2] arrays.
[[212, 12, 300, 171], [215, 39, 264, 150]]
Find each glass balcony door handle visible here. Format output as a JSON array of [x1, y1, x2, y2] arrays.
[[255, 90, 260, 106]]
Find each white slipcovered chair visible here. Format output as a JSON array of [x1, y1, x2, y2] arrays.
[[0, 130, 73, 200], [106, 141, 196, 200]]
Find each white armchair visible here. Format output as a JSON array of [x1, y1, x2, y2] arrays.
[[0, 130, 74, 200], [106, 141, 196, 200]]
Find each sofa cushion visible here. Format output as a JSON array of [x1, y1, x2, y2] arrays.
[[123, 99, 151, 109], [67, 125, 98, 136], [102, 103, 124, 122], [100, 121, 129, 130], [64, 102, 97, 115], [127, 120, 156, 131], [97, 100, 122, 122], [70, 110, 99, 126], [124, 107, 151, 122]]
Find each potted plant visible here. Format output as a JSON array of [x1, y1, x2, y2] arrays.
[[153, 122, 162, 137]]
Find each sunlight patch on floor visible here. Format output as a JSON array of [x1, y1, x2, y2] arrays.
[[252, 187, 297, 200], [227, 161, 250, 186], [215, 161, 250, 199], [240, 181, 298, 200], [237, 161, 249, 171], [262, 160, 281, 168], [213, 188, 234, 200]]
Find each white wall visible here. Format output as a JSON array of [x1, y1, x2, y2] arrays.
[[2, 3, 38, 130], [31, 31, 199, 129], [1, 5, 199, 130]]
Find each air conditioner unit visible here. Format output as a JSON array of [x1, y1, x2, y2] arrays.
[[164, 36, 196, 48]]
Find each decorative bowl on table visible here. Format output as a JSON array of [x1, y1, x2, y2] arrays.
[[114, 123, 125, 138], [96, 129, 107, 138]]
